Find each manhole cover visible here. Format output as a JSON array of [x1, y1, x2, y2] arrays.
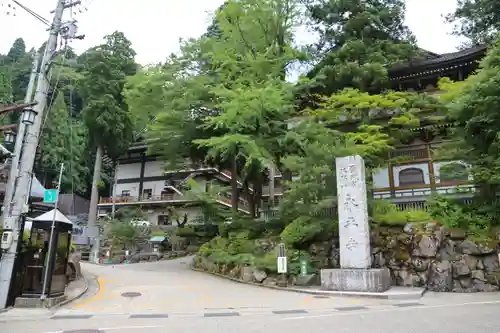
[[63, 330, 104, 333], [313, 295, 330, 299], [121, 292, 142, 298]]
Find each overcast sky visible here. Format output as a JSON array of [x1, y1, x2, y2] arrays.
[[0, 0, 465, 65]]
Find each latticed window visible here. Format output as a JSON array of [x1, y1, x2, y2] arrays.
[[399, 168, 425, 186]]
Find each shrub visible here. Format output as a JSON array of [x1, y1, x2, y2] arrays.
[[371, 200, 432, 226], [280, 217, 334, 248]]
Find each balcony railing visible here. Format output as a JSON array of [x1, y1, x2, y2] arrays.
[[99, 193, 178, 204]]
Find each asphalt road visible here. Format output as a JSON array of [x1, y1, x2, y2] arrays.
[[2, 258, 500, 333]]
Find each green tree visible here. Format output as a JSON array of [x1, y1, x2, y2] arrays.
[[446, 0, 500, 45], [447, 39, 500, 204], [37, 91, 89, 193], [305, 0, 417, 94], [79, 31, 137, 226], [6, 38, 26, 63]]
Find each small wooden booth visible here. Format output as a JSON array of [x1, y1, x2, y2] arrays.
[[16, 209, 73, 304]]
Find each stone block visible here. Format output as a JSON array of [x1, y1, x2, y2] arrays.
[[320, 268, 391, 292]]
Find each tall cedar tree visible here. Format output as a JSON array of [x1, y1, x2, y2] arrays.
[[80, 31, 137, 227], [306, 0, 417, 94]]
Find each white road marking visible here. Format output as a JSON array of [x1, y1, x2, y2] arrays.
[[282, 299, 500, 320]]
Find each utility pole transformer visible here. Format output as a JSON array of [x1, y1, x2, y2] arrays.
[[0, 0, 81, 309]]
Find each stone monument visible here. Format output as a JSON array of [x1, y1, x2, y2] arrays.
[[321, 155, 391, 292]]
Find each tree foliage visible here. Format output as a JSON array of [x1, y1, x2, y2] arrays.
[[446, 0, 500, 45], [306, 0, 418, 94]]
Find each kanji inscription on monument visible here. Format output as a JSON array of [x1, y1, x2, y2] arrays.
[[336, 155, 371, 269]]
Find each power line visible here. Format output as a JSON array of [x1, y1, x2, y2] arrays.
[[9, 0, 49, 26]]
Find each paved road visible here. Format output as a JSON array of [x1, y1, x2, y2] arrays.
[[2, 258, 500, 332]]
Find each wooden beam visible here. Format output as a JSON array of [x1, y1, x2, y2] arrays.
[[0, 101, 37, 114], [0, 124, 17, 131]]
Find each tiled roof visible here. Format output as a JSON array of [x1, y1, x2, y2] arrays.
[[389, 44, 487, 73]]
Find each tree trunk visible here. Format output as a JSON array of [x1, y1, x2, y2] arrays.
[[244, 180, 255, 217], [88, 145, 103, 231], [230, 155, 239, 215], [268, 163, 275, 210]]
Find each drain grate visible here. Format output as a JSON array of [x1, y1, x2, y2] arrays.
[[121, 292, 142, 298], [313, 295, 330, 299]]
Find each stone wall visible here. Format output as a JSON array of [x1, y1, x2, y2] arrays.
[[311, 222, 500, 292], [195, 222, 500, 292]]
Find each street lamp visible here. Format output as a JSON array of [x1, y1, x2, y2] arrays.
[[22, 107, 38, 125], [3, 130, 15, 145]]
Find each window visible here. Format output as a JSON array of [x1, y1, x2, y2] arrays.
[[142, 188, 152, 199], [157, 215, 171, 225], [399, 168, 425, 186], [439, 163, 468, 182], [160, 190, 172, 200], [121, 190, 130, 197]]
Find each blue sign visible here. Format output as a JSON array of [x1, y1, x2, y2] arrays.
[[43, 189, 58, 203]]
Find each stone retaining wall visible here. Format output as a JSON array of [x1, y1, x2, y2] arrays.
[[195, 222, 500, 292]]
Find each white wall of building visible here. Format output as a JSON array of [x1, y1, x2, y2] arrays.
[[142, 180, 168, 196], [144, 160, 165, 177], [115, 183, 140, 197], [116, 163, 141, 179], [145, 206, 203, 225], [372, 168, 390, 188]]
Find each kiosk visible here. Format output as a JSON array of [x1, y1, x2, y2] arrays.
[[15, 209, 72, 306]]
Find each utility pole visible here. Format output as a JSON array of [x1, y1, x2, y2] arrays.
[[0, 0, 81, 309], [1, 52, 40, 222]]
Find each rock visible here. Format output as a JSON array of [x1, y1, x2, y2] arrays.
[[425, 222, 439, 232], [453, 260, 471, 277], [463, 254, 478, 270], [397, 269, 423, 287], [411, 258, 430, 272], [295, 274, 318, 286], [459, 276, 472, 289], [457, 240, 481, 255], [412, 235, 439, 258], [485, 272, 500, 286], [263, 277, 277, 286], [473, 280, 499, 292], [438, 239, 460, 261], [482, 254, 500, 273], [471, 270, 486, 281], [228, 266, 241, 278], [428, 261, 453, 292], [373, 252, 386, 268], [396, 233, 412, 245], [240, 266, 255, 282], [477, 260, 485, 270], [449, 229, 467, 240], [253, 269, 267, 283], [403, 223, 415, 234]]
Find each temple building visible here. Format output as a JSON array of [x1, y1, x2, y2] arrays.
[[97, 44, 488, 223]]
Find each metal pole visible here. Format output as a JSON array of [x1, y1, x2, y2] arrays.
[[40, 163, 63, 300], [0, 0, 71, 309], [1, 52, 40, 221], [111, 161, 118, 219]]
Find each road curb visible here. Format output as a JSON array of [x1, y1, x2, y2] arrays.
[[52, 272, 94, 308], [191, 267, 425, 300]]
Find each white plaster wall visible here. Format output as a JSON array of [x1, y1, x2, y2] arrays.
[[116, 163, 141, 179], [372, 168, 390, 188], [114, 183, 139, 197], [393, 163, 430, 186], [144, 160, 165, 177], [433, 160, 472, 183], [141, 180, 167, 196]]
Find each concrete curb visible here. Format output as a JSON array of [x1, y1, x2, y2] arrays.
[[52, 272, 92, 308], [191, 267, 425, 300]]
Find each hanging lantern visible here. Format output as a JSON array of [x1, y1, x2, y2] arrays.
[[22, 107, 38, 125], [3, 130, 15, 144]]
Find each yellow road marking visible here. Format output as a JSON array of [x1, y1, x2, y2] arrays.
[[72, 277, 113, 309], [303, 297, 313, 303]]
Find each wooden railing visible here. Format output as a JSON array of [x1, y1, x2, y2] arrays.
[[99, 193, 177, 204]]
